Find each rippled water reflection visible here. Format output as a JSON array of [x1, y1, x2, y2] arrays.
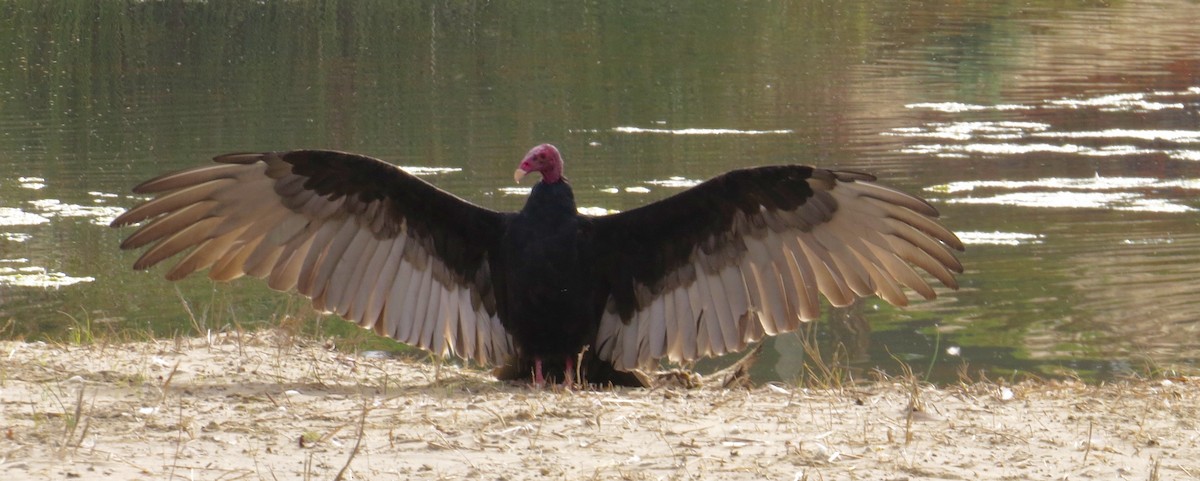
[[1, 0, 1198, 383]]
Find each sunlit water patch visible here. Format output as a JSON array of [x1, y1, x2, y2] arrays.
[[28, 199, 126, 226], [886, 121, 1049, 141], [0, 263, 95, 288], [496, 186, 532, 196], [1, 233, 32, 242], [18, 177, 45, 190], [895, 87, 1200, 160], [578, 206, 620, 216], [1121, 238, 1176, 246], [1033, 129, 1200, 143], [906, 87, 1200, 114], [613, 126, 793, 135], [930, 176, 1198, 213], [399, 166, 462, 175], [599, 177, 705, 195], [645, 177, 704, 188], [1046, 92, 1187, 112], [1171, 150, 1200, 161], [946, 191, 1193, 213], [0, 207, 50, 226], [956, 231, 1044, 246], [928, 176, 1200, 193], [905, 102, 1033, 112], [901, 143, 1158, 157]]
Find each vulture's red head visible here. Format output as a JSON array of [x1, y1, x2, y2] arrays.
[[514, 144, 564, 184]]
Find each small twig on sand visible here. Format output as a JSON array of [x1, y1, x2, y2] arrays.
[[59, 386, 87, 453], [333, 402, 372, 481], [1082, 419, 1094, 464]]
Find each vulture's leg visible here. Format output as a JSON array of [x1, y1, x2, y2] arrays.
[[563, 358, 575, 388], [534, 358, 545, 385]]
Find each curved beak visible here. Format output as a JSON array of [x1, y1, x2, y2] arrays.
[[513, 168, 529, 183]]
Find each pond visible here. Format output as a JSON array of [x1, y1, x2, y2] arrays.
[[1, 0, 1198, 383]]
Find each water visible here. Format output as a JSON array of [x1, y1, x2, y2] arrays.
[[1, 0, 1198, 383]]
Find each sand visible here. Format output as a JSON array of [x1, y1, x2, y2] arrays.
[[1, 333, 1197, 480]]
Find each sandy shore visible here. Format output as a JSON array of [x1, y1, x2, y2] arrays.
[[2, 333, 1196, 480]]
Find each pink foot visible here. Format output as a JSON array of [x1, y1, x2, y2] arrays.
[[563, 358, 576, 389], [533, 358, 545, 386]]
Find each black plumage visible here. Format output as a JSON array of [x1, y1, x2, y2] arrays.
[[110, 144, 964, 386]]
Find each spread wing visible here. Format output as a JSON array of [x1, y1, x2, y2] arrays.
[[110, 150, 515, 364], [590, 166, 963, 371]]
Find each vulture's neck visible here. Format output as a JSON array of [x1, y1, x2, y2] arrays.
[[522, 179, 577, 219]]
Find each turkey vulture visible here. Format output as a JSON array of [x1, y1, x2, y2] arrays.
[[110, 145, 963, 387]]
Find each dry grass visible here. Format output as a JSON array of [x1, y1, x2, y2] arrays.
[[2, 333, 1198, 480]]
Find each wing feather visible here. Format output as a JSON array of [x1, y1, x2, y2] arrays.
[[112, 150, 512, 365], [658, 287, 677, 362], [687, 279, 712, 358], [114, 179, 234, 227], [267, 233, 315, 291], [325, 227, 376, 315], [793, 235, 852, 306], [361, 235, 404, 323], [340, 231, 387, 318], [407, 257, 435, 347], [120, 201, 217, 249], [454, 287, 475, 358], [690, 260, 725, 356], [312, 222, 368, 306], [211, 236, 263, 281], [704, 260, 741, 354], [166, 225, 248, 281], [384, 253, 419, 340], [783, 243, 821, 320], [668, 277, 695, 362], [592, 166, 962, 370]]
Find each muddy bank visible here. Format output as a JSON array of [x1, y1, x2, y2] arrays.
[[1, 334, 1196, 480]]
